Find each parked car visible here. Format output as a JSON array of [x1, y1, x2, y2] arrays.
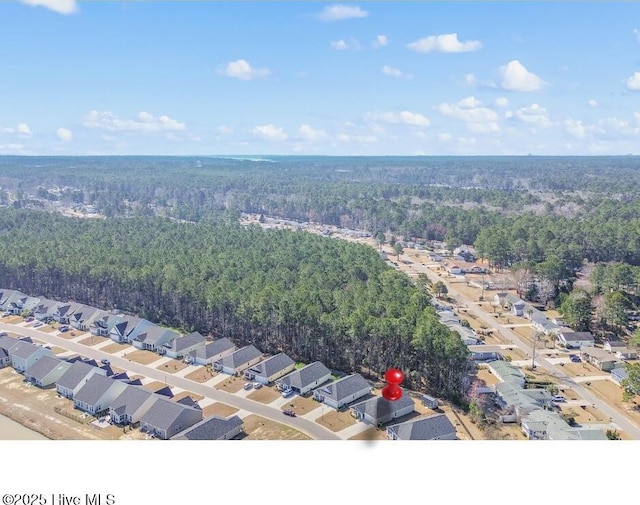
[[25, 317, 34, 323], [283, 410, 296, 417], [243, 382, 253, 390], [33, 322, 43, 327], [552, 395, 566, 403], [569, 354, 581, 363], [282, 388, 294, 398], [253, 382, 263, 389], [101, 358, 110, 365]]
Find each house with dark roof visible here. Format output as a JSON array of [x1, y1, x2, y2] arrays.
[[276, 361, 332, 395], [109, 385, 159, 425], [132, 324, 179, 353], [386, 413, 457, 440], [32, 298, 61, 322], [24, 356, 71, 388], [244, 352, 296, 385], [73, 374, 128, 416], [189, 338, 236, 366], [556, 330, 595, 349], [139, 396, 203, 440], [350, 391, 414, 426], [0, 289, 22, 312], [172, 415, 244, 440], [9, 340, 53, 373], [109, 315, 152, 344], [52, 301, 83, 325], [163, 331, 206, 359], [56, 360, 107, 399], [90, 313, 121, 337], [213, 345, 263, 375], [312, 373, 372, 410], [4, 292, 40, 315]]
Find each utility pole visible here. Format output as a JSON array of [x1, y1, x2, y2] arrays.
[[531, 332, 543, 370]]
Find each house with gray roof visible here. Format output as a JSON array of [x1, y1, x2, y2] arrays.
[[163, 331, 206, 359], [109, 315, 152, 344], [109, 385, 159, 425], [24, 356, 71, 388], [52, 301, 83, 325], [172, 415, 244, 440], [189, 337, 236, 366], [4, 292, 40, 315], [486, 360, 526, 388], [139, 396, 203, 440], [9, 340, 53, 372], [581, 347, 620, 371], [520, 409, 578, 440], [0, 335, 19, 368], [244, 352, 296, 385], [494, 382, 552, 419], [603, 341, 638, 360], [350, 391, 414, 425], [32, 298, 61, 322], [132, 324, 179, 353], [56, 360, 107, 399], [386, 413, 457, 440], [312, 373, 372, 410], [610, 367, 628, 387], [69, 305, 106, 332], [213, 345, 263, 375], [276, 361, 332, 395], [73, 374, 128, 416], [556, 330, 595, 349], [90, 313, 121, 337], [0, 289, 22, 311]]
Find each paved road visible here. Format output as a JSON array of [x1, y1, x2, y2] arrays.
[[401, 259, 640, 439], [1, 322, 340, 440]]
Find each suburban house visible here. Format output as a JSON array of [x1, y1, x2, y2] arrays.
[[109, 315, 152, 344], [0, 335, 18, 368], [556, 330, 595, 349], [521, 409, 606, 440], [312, 373, 372, 410], [581, 347, 620, 371], [90, 314, 121, 337], [171, 415, 244, 440], [213, 345, 263, 375], [56, 360, 107, 399], [386, 413, 457, 440], [52, 302, 83, 324], [109, 385, 160, 426], [244, 352, 296, 385], [5, 293, 41, 315], [276, 361, 332, 395], [610, 367, 628, 387], [189, 337, 236, 366], [350, 391, 414, 425], [69, 305, 107, 332], [603, 341, 638, 360], [0, 289, 23, 311], [9, 340, 53, 373], [486, 360, 526, 388], [24, 356, 71, 388], [32, 298, 61, 322], [163, 331, 206, 359], [447, 264, 463, 275], [469, 347, 502, 362], [139, 396, 203, 440], [132, 324, 179, 353], [530, 313, 562, 335], [494, 382, 552, 419], [73, 374, 128, 416]]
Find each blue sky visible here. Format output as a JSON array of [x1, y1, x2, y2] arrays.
[[1, 1, 640, 155]]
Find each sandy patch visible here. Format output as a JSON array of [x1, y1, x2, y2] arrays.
[[247, 386, 280, 404], [126, 349, 162, 365], [241, 414, 312, 440], [156, 360, 189, 374], [185, 367, 217, 383], [202, 402, 239, 418]]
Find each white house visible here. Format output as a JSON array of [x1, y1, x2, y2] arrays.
[[350, 391, 414, 425], [9, 340, 53, 373], [244, 352, 296, 385], [556, 331, 595, 349], [312, 373, 372, 410]]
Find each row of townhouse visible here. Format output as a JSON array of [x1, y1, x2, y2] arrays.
[[0, 332, 241, 440]]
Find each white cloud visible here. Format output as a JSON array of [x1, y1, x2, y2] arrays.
[[337, 133, 377, 144], [217, 126, 234, 135], [564, 119, 587, 138], [500, 60, 546, 91], [495, 97, 509, 108], [465, 73, 476, 85], [19, 0, 77, 14], [506, 103, 551, 126], [436, 97, 498, 123], [366, 111, 430, 127], [56, 127, 72, 142], [317, 4, 368, 22], [219, 59, 271, 80], [588, 99, 598, 108], [381, 65, 412, 79], [372, 35, 388, 48], [634, 28, 640, 43], [438, 133, 453, 142], [0, 143, 28, 154], [298, 124, 327, 141], [83, 110, 186, 133], [407, 33, 482, 53], [468, 122, 500, 133], [251, 124, 287, 142], [1, 123, 31, 137], [330, 38, 361, 51], [626, 72, 640, 90]]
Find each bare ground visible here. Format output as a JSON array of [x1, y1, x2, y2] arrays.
[[240, 414, 312, 440], [126, 349, 163, 365], [185, 367, 217, 383], [202, 402, 239, 418], [215, 375, 245, 393], [315, 409, 357, 432], [247, 386, 280, 404], [280, 395, 320, 415], [156, 360, 189, 374]]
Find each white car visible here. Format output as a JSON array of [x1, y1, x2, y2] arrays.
[[243, 382, 253, 390], [253, 382, 263, 389], [281, 389, 294, 398]]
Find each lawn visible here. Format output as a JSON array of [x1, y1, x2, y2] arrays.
[[247, 386, 280, 404], [215, 375, 245, 393], [126, 349, 163, 366], [101, 342, 131, 354], [185, 367, 217, 383], [241, 414, 312, 440], [77, 335, 109, 346], [156, 360, 189, 374], [202, 402, 240, 418], [280, 395, 321, 415], [315, 409, 357, 432]]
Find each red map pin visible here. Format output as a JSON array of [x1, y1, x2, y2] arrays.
[[382, 368, 404, 401]]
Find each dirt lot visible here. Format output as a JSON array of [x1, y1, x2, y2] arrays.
[[215, 375, 245, 393], [126, 349, 162, 366], [157, 359, 189, 374], [240, 414, 312, 440], [586, 380, 640, 427], [563, 361, 606, 378], [185, 366, 217, 383], [202, 402, 239, 418], [0, 367, 140, 440], [247, 386, 280, 404], [316, 408, 357, 432], [557, 404, 609, 425], [281, 394, 321, 415], [101, 342, 131, 354], [77, 335, 108, 346], [173, 391, 204, 403]]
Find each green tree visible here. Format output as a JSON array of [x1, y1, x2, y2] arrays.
[[393, 242, 404, 260], [559, 289, 592, 332], [621, 362, 640, 401]]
